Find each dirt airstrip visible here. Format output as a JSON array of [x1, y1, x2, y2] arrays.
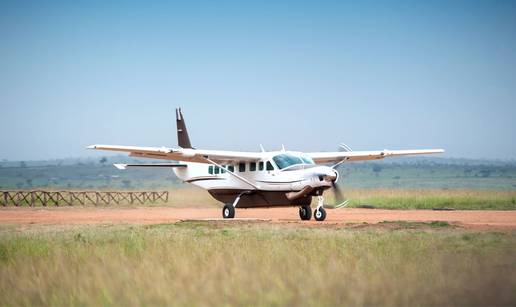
[[1, 207, 515, 230]]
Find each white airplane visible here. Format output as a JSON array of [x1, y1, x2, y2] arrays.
[[88, 108, 444, 221]]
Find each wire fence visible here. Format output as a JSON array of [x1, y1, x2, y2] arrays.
[[0, 190, 169, 206]]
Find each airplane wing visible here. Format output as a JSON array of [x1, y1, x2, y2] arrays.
[[307, 149, 444, 164], [87, 145, 263, 164]]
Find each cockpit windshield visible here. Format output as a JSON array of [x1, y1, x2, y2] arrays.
[[272, 153, 315, 170]]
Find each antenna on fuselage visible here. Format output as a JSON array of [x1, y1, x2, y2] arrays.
[[176, 108, 193, 149]]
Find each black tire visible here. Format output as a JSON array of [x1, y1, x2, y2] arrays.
[[299, 206, 312, 220], [222, 204, 235, 219], [314, 207, 326, 221]]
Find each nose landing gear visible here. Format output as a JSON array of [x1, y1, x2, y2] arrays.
[[314, 195, 327, 221], [314, 206, 326, 221]]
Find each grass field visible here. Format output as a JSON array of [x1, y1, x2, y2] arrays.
[[1, 222, 515, 306]]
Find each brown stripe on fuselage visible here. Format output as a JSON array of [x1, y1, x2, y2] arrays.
[[185, 177, 226, 183], [207, 189, 312, 208]]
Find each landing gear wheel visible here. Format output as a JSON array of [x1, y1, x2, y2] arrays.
[[222, 204, 235, 219], [314, 207, 326, 221], [299, 206, 312, 220]]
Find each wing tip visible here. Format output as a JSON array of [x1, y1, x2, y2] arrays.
[[113, 164, 127, 170]]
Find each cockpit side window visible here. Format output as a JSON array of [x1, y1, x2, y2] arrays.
[[266, 161, 274, 171]]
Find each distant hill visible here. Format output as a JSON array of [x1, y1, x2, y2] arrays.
[[1, 155, 515, 190]]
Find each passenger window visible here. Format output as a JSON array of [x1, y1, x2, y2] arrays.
[[239, 163, 246, 172], [228, 165, 234, 172], [258, 161, 264, 171], [266, 161, 274, 171], [221, 166, 226, 174], [214, 166, 220, 174], [208, 165, 214, 174], [250, 162, 256, 171]]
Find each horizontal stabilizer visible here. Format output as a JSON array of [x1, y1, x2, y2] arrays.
[[113, 163, 187, 170]]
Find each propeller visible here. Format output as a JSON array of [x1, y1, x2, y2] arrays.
[[323, 143, 352, 209], [328, 165, 349, 209], [331, 180, 345, 205]]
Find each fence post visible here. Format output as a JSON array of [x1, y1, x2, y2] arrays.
[[14, 192, 20, 206]]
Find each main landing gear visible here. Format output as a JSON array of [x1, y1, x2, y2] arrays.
[[222, 204, 235, 219], [222, 191, 250, 219], [299, 206, 312, 220], [298, 196, 327, 221]]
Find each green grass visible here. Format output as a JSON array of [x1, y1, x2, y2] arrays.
[[0, 223, 515, 306], [330, 188, 516, 210]]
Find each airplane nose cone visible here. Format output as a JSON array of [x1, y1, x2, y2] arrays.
[[326, 172, 337, 181], [330, 169, 339, 182], [312, 167, 339, 183]]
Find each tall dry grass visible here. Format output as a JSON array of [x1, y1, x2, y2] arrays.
[[0, 223, 515, 306]]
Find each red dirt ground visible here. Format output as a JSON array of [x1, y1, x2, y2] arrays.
[[1, 207, 515, 229]]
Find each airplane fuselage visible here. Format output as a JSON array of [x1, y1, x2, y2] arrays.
[[172, 151, 337, 208]]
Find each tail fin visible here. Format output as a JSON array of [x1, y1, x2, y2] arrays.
[[176, 108, 192, 149]]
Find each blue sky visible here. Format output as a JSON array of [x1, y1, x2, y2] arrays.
[[1, 0, 515, 160]]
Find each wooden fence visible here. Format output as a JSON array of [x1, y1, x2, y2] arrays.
[[0, 190, 169, 207]]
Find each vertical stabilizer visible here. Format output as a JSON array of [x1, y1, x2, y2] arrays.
[[176, 108, 192, 149]]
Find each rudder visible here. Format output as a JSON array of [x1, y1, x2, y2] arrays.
[[176, 108, 192, 148]]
